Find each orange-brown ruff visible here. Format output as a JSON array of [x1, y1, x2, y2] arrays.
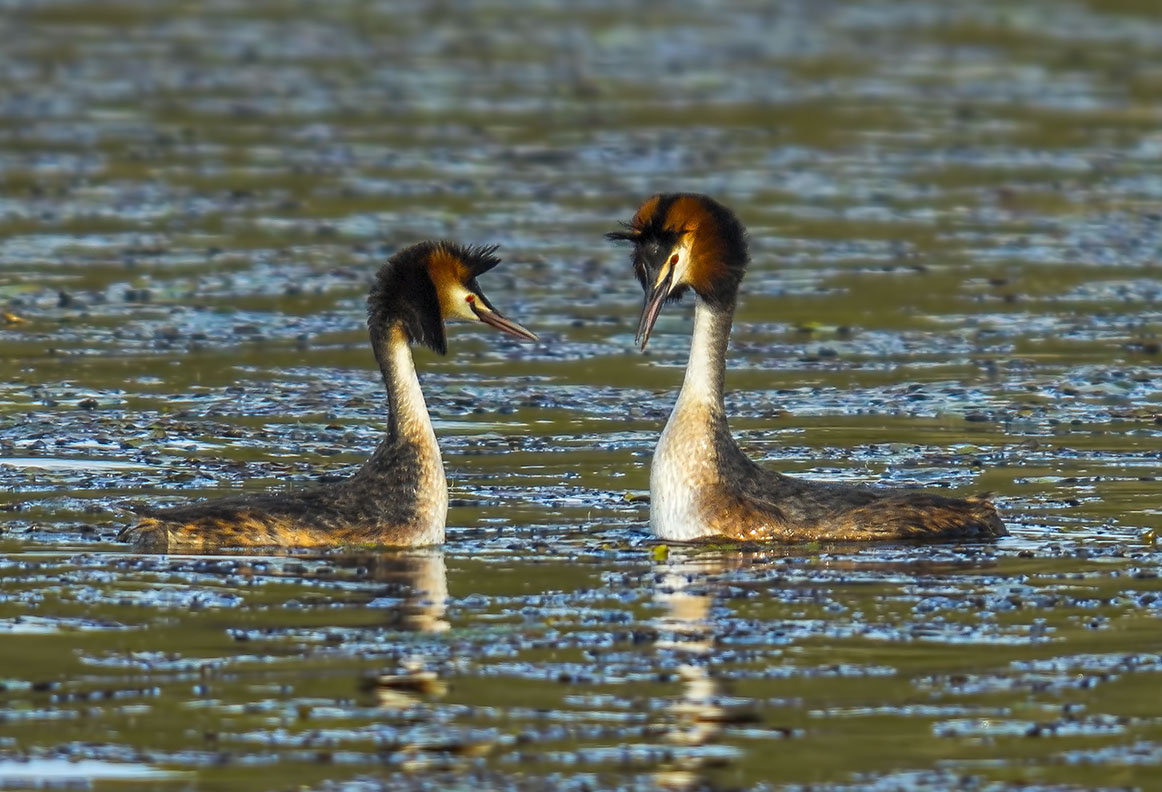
[[608, 194, 1005, 542], [118, 241, 536, 551]]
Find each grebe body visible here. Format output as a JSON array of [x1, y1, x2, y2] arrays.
[[609, 194, 1004, 542], [120, 241, 535, 551]]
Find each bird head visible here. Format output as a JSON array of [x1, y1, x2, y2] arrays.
[[606, 193, 748, 349], [369, 241, 537, 353]]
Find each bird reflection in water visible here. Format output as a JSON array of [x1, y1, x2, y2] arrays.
[[372, 549, 449, 634], [354, 550, 450, 708], [652, 551, 759, 790]]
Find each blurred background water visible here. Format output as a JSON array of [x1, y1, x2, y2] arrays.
[[1, 1, 1161, 790]]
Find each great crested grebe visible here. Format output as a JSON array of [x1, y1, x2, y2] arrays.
[[119, 241, 536, 551], [607, 193, 1005, 542]]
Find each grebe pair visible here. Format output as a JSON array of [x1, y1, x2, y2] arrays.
[[120, 195, 1003, 551]]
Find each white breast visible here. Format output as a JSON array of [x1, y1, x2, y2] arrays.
[[414, 462, 448, 546], [647, 298, 735, 542], [650, 408, 718, 541]]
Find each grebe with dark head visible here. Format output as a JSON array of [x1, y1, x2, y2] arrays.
[[119, 241, 536, 551], [608, 193, 1005, 542]]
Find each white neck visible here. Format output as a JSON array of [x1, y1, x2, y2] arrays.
[[650, 298, 736, 541], [674, 299, 731, 413], [369, 324, 447, 543], [383, 325, 439, 448]]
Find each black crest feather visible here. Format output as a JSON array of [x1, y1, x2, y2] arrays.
[[461, 243, 502, 277], [604, 226, 639, 243], [368, 241, 448, 354]]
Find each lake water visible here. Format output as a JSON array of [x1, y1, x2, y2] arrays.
[[1, 1, 1161, 790]]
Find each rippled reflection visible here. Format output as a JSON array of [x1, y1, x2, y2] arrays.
[[652, 552, 747, 790], [353, 550, 450, 708]]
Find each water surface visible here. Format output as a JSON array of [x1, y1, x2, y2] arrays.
[[1, 1, 1161, 789]]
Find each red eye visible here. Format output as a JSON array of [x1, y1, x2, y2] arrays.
[[669, 254, 679, 266], [465, 294, 475, 303]]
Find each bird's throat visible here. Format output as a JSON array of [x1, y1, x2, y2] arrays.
[[381, 324, 440, 450], [675, 298, 733, 414]]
